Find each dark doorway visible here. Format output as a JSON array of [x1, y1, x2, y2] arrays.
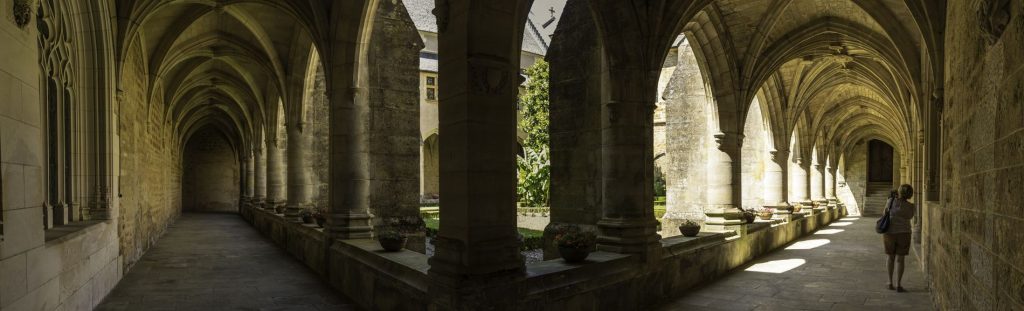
[[867, 140, 894, 182], [182, 127, 240, 212]]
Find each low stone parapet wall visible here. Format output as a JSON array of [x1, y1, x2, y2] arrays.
[[241, 204, 846, 310]]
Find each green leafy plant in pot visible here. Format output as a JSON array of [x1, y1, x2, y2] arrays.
[[551, 224, 596, 263], [377, 229, 407, 252], [376, 217, 425, 252], [678, 219, 701, 237]]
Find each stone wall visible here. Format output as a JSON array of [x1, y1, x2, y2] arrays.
[[838, 141, 867, 215], [117, 39, 181, 270], [181, 128, 238, 213], [0, 6, 122, 309], [935, 1, 1024, 309], [242, 201, 845, 311]]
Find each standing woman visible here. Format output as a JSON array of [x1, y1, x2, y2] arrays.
[[883, 184, 915, 292]]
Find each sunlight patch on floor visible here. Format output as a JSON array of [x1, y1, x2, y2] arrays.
[[841, 218, 860, 221], [745, 259, 806, 273], [829, 222, 854, 227], [814, 229, 845, 235], [785, 239, 831, 250]]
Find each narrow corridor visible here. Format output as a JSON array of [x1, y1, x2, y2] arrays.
[[96, 213, 356, 310], [660, 217, 934, 310]]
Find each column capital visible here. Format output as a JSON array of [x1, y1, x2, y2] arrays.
[[714, 132, 744, 153], [769, 149, 790, 164]]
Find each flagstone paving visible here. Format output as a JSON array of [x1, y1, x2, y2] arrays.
[[659, 216, 934, 311], [96, 213, 357, 311]]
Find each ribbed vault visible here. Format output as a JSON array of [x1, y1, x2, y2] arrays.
[[116, 0, 326, 153]]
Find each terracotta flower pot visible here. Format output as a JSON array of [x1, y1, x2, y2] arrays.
[[558, 246, 591, 263], [743, 213, 756, 224], [315, 217, 326, 228], [758, 213, 773, 220], [679, 225, 701, 237], [302, 215, 314, 224], [379, 237, 407, 252]]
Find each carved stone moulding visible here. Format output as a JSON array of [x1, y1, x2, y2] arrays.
[[979, 0, 1011, 45]]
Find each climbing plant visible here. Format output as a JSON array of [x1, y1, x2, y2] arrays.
[[517, 60, 550, 207]]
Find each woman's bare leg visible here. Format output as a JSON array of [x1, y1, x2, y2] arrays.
[[896, 255, 906, 290], [887, 254, 895, 288]]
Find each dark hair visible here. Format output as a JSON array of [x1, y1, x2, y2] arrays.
[[898, 184, 914, 200], [889, 190, 898, 199]]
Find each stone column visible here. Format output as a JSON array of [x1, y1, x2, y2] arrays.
[[266, 138, 286, 210], [426, 3, 531, 303], [810, 162, 824, 202], [825, 163, 838, 206], [240, 155, 253, 208], [790, 157, 812, 207], [428, 55, 524, 285], [596, 71, 662, 258], [285, 122, 311, 222], [254, 147, 266, 207], [704, 132, 745, 232], [764, 150, 792, 216], [241, 153, 253, 198]]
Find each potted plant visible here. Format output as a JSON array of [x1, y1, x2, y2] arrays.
[[378, 228, 407, 252], [313, 208, 327, 228], [274, 204, 286, 214], [552, 224, 596, 263], [757, 208, 774, 220], [741, 209, 756, 224], [678, 219, 701, 237], [300, 209, 314, 224], [792, 203, 803, 213]]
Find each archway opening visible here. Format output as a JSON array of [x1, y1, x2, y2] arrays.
[[182, 127, 239, 213], [867, 139, 895, 183]]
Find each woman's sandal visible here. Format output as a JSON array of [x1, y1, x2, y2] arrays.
[[896, 286, 906, 293], [887, 284, 895, 290]]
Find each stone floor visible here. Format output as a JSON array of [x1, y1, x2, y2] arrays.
[[96, 213, 357, 311], [659, 216, 934, 311]]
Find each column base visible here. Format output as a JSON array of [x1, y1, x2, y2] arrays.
[[704, 207, 744, 233], [764, 203, 791, 221], [265, 199, 286, 213], [328, 211, 374, 239], [86, 207, 112, 221], [428, 245, 525, 310], [596, 217, 662, 260], [427, 236, 525, 305], [284, 203, 311, 223]]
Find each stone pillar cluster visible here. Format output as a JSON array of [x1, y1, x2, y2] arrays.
[[790, 156, 812, 206], [704, 132, 745, 232], [764, 150, 792, 217], [254, 148, 266, 207], [265, 138, 286, 211], [285, 121, 311, 222]]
